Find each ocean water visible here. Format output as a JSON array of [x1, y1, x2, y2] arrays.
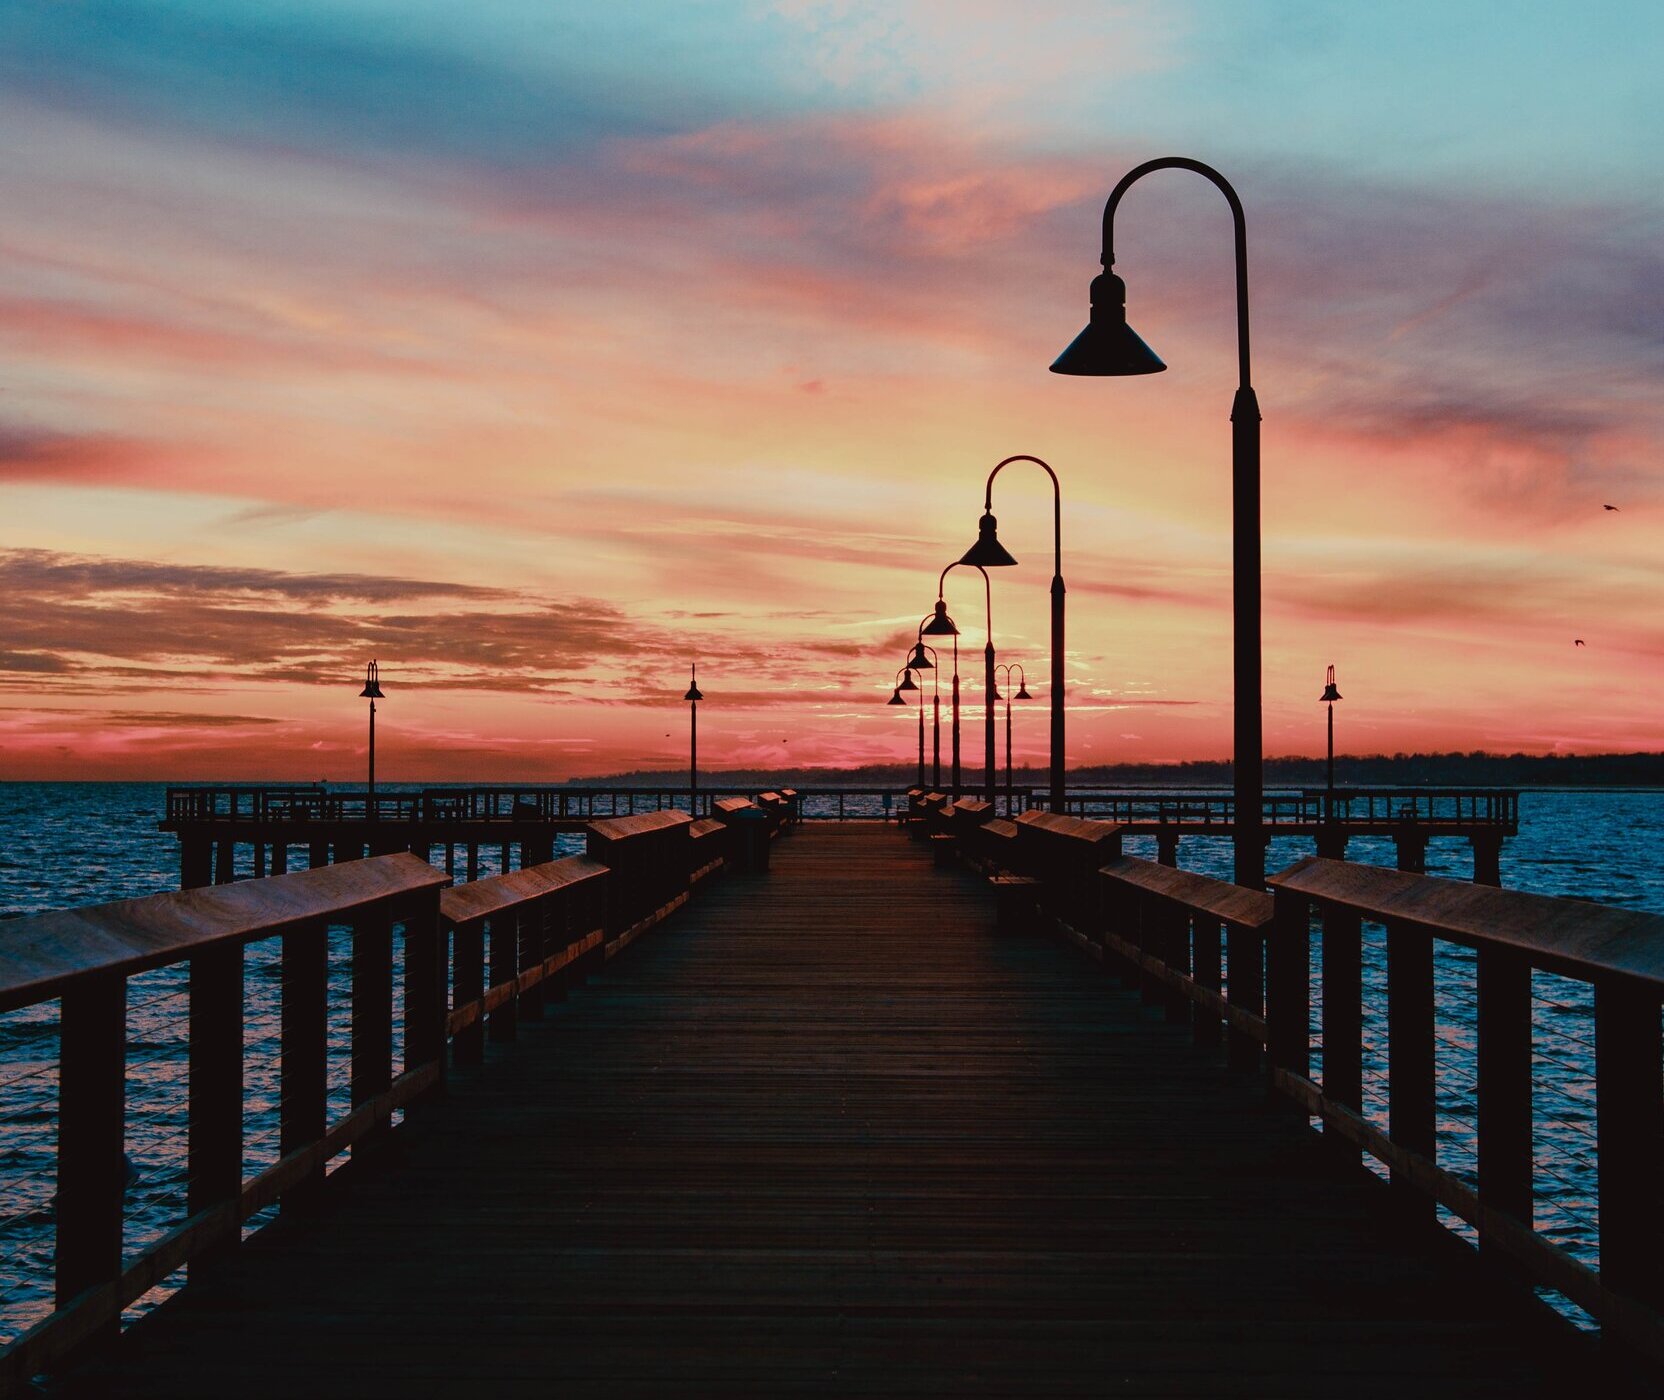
[[0, 782, 1660, 1346]]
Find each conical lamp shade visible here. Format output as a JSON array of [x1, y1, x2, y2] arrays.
[[1320, 683, 1341, 703], [906, 643, 934, 670], [898, 670, 918, 692], [1015, 684, 1032, 700], [959, 512, 1018, 568], [887, 688, 906, 706], [921, 600, 959, 637], [1050, 273, 1167, 376], [684, 684, 704, 701]]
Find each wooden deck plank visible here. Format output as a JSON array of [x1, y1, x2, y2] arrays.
[[57, 824, 1606, 1397]]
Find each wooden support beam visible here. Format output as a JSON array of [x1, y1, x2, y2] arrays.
[[188, 943, 243, 1276], [55, 975, 126, 1344], [1387, 918, 1435, 1219], [280, 920, 328, 1210], [1320, 907, 1363, 1165]]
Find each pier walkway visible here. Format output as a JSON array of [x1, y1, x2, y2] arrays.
[[56, 824, 1595, 1397]]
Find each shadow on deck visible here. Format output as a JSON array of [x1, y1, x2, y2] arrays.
[[59, 825, 1596, 1397]]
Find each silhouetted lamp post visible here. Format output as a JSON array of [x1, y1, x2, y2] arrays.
[[924, 562, 995, 802], [905, 641, 941, 788], [993, 663, 1032, 816], [359, 660, 384, 802], [961, 455, 1066, 813], [1320, 664, 1342, 796], [684, 664, 704, 809], [1052, 156, 1264, 889], [920, 600, 960, 796]]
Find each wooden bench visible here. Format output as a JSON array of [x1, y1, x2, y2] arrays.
[[688, 816, 728, 884], [713, 797, 770, 873], [1014, 811, 1123, 937]]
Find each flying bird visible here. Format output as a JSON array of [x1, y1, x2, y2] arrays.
[[1604, 504, 1620, 511], [1574, 639, 1586, 647]]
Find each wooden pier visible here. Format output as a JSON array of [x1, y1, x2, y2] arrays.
[[4, 803, 1656, 1395]]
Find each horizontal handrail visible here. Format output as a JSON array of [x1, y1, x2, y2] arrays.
[[1269, 855, 1664, 992], [0, 853, 447, 1014]]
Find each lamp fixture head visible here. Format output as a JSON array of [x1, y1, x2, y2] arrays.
[[905, 642, 935, 670], [359, 660, 384, 699], [990, 682, 1003, 702], [1050, 271, 1167, 377], [1015, 682, 1032, 700], [898, 669, 919, 692], [959, 511, 1018, 568], [684, 662, 703, 703], [1320, 663, 1341, 704], [920, 599, 959, 637], [887, 686, 906, 706]]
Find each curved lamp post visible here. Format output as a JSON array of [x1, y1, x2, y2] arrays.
[[960, 455, 1065, 813], [684, 664, 704, 810], [1052, 156, 1263, 889], [993, 663, 1032, 816], [359, 660, 384, 803], [1320, 664, 1342, 799], [905, 641, 941, 789], [925, 562, 996, 803]]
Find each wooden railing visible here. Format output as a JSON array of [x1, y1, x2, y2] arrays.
[[1017, 840, 1664, 1363], [0, 812, 729, 1391], [1063, 787, 1519, 831], [160, 784, 1518, 830]]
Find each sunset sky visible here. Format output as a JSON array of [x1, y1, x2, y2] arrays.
[[1, 1, 1660, 780]]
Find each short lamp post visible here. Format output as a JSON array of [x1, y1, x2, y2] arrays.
[[684, 664, 704, 810], [905, 641, 941, 788], [961, 455, 1066, 813], [993, 663, 1032, 816], [923, 562, 995, 803], [887, 668, 919, 767], [1052, 156, 1264, 889], [1321, 664, 1342, 800], [359, 660, 384, 804]]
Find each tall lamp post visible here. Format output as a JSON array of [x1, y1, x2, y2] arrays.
[[1052, 156, 1263, 889], [359, 660, 384, 803], [960, 455, 1066, 813], [684, 664, 704, 811], [1320, 664, 1342, 796], [924, 562, 996, 804], [993, 663, 1032, 816], [905, 641, 941, 789]]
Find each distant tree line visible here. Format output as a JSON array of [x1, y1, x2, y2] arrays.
[[588, 752, 1664, 789]]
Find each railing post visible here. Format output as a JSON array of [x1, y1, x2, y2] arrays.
[[1386, 917, 1435, 1218], [351, 905, 393, 1150], [1192, 915, 1222, 1050], [404, 888, 448, 1093], [1225, 917, 1262, 1072], [520, 901, 547, 1022], [280, 918, 328, 1209], [1162, 900, 1188, 1024], [489, 912, 518, 1044], [188, 943, 243, 1273], [452, 916, 486, 1067], [55, 974, 126, 1341], [1266, 889, 1310, 1091], [1476, 945, 1532, 1248], [1320, 907, 1362, 1163], [1595, 980, 1664, 1309]]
